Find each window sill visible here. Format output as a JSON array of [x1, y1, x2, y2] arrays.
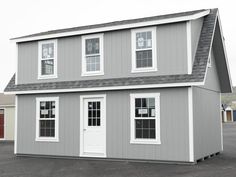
[[38, 75, 58, 80], [35, 138, 59, 142], [81, 72, 104, 77], [130, 139, 161, 145], [131, 68, 158, 73]]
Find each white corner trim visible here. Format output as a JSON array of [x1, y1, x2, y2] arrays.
[[4, 82, 205, 95], [12, 10, 210, 43], [220, 93, 223, 151], [15, 43, 18, 85], [35, 97, 59, 142], [79, 94, 107, 157], [14, 96, 18, 154], [187, 21, 192, 74], [81, 33, 104, 76], [188, 87, 194, 162], [130, 93, 161, 145], [131, 27, 157, 73], [38, 39, 58, 80]]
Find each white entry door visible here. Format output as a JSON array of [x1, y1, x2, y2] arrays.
[[80, 95, 106, 157]]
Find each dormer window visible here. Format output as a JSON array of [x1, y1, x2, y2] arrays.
[[131, 27, 157, 73], [38, 40, 57, 79], [82, 34, 104, 76]]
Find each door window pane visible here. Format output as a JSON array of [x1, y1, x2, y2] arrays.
[[88, 101, 101, 126]]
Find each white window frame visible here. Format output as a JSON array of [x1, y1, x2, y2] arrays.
[[81, 33, 104, 76], [131, 27, 157, 73], [130, 93, 160, 144], [36, 97, 59, 142], [38, 40, 58, 79]]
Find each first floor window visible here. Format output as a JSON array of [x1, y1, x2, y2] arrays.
[[38, 40, 57, 79], [130, 93, 160, 144], [36, 97, 59, 141]]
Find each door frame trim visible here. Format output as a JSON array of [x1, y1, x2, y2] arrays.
[[80, 94, 106, 158]]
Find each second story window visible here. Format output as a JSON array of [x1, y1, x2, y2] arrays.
[[131, 27, 157, 73], [82, 34, 104, 76], [38, 40, 57, 79]]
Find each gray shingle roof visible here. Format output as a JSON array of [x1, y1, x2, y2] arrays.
[[13, 9, 206, 40], [5, 9, 218, 93]]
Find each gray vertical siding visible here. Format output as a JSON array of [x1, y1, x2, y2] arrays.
[[17, 87, 190, 162], [201, 49, 221, 92], [191, 18, 203, 65], [192, 86, 221, 160], [17, 22, 188, 84]]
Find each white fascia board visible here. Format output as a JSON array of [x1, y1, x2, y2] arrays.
[[4, 81, 204, 95], [0, 105, 15, 107], [12, 10, 210, 43]]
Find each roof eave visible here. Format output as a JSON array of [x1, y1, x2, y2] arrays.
[[4, 81, 204, 95], [11, 10, 210, 43]]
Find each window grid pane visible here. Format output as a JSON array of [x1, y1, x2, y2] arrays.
[[86, 56, 100, 72], [39, 101, 56, 138], [41, 42, 55, 76], [88, 101, 101, 126], [134, 97, 156, 139], [136, 50, 152, 68], [42, 43, 54, 59], [135, 31, 153, 68], [41, 59, 54, 75]]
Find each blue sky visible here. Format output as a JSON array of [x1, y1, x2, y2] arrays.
[[0, 0, 235, 91]]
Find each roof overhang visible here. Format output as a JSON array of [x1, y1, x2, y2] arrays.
[[12, 10, 210, 43], [4, 82, 204, 95]]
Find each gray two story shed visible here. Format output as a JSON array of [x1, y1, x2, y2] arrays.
[[5, 8, 232, 163]]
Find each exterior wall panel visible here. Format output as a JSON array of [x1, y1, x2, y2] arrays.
[[5, 107, 15, 141], [17, 22, 188, 84], [192, 87, 221, 160], [191, 18, 203, 64], [202, 49, 221, 92], [17, 87, 190, 162]]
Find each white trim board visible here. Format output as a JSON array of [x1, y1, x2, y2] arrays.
[[187, 21, 192, 74], [14, 96, 18, 154], [12, 10, 210, 43], [188, 87, 194, 162], [4, 82, 204, 95]]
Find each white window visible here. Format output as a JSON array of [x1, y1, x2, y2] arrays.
[[131, 27, 157, 73], [82, 34, 104, 76], [130, 93, 160, 144], [36, 97, 59, 142], [38, 40, 57, 79]]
